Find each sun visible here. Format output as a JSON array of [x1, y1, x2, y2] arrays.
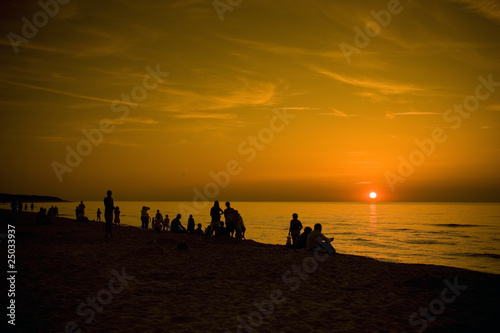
[[369, 192, 377, 199]]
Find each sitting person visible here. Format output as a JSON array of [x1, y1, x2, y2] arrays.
[[306, 223, 335, 254], [215, 221, 231, 237], [35, 208, 52, 224], [170, 214, 187, 233], [296, 227, 312, 250], [194, 223, 204, 235], [234, 210, 246, 239], [153, 217, 163, 232]]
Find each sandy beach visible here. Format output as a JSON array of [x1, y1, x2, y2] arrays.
[[2, 209, 499, 333]]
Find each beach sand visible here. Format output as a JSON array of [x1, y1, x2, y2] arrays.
[[2, 209, 499, 333]]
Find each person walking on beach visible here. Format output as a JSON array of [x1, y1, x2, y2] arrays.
[[96, 208, 101, 222], [114, 206, 121, 225], [210, 201, 223, 235], [306, 223, 334, 253], [104, 190, 114, 239], [141, 206, 150, 229], [289, 213, 303, 248]]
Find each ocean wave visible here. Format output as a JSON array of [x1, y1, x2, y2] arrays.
[[431, 224, 483, 228], [404, 239, 454, 245], [450, 253, 500, 259]]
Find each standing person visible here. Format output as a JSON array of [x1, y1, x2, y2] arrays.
[[210, 201, 223, 236], [163, 214, 170, 231], [224, 202, 236, 237], [289, 213, 303, 248], [234, 210, 246, 239], [114, 206, 121, 225], [78, 201, 86, 216], [104, 190, 114, 239], [30, 202, 34, 212], [187, 214, 195, 234], [141, 206, 150, 229], [96, 208, 101, 222], [155, 210, 163, 224]]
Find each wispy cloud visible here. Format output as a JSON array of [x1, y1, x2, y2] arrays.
[[170, 112, 237, 120], [447, 0, 500, 24], [319, 108, 355, 118], [308, 66, 426, 96]]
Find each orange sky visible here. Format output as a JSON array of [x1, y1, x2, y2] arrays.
[[1, 0, 500, 202]]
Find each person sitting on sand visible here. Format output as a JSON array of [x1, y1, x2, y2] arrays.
[[215, 221, 231, 238], [187, 214, 195, 234], [194, 223, 204, 235], [114, 206, 121, 225], [306, 223, 335, 253], [171, 214, 187, 233], [289, 213, 303, 248], [35, 207, 51, 224], [296, 226, 312, 250], [163, 214, 170, 231], [153, 216, 162, 233]]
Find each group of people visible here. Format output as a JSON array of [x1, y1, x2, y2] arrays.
[[10, 200, 35, 213], [288, 213, 335, 253], [137, 201, 246, 239], [209, 201, 246, 239]]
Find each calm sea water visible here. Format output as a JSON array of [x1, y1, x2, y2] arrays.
[[9, 201, 500, 275]]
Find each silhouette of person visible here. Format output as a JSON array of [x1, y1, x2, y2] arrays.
[[163, 214, 170, 231], [194, 223, 204, 235], [114, 206, 121, 225], [96, 208, 101, 222], [234, 210, 246, 240], [187, 214, 195, 234], [30, 202, 34, 212], [171, 214, 187, 233], [104, 190, 114, 239], [141, 206, 150, 229], [224, 202, 236, 237], [289, 213, 303, 248], [297, 227, 312, 250], [78, 201, 86, 216], [210, 201, 223, 235], [306, 223, 335, 253], [155, 210, 163, 223]]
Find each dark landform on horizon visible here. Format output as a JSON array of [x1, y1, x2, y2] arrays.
[[0, 193, 67, 203]]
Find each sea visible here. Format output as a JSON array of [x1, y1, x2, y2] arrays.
[[7, 201, 500, 275]]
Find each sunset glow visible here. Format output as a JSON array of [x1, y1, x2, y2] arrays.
[[1, 0, 499, 202]]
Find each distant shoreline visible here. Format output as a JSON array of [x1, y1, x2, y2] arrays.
[[0, 193, 67, 203]]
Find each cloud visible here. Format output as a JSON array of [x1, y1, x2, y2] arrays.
[[447, 0, 500, 24], [318, 108, 355, 118], [308, 66, 427, 96], [170, 113, 237, 120]]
